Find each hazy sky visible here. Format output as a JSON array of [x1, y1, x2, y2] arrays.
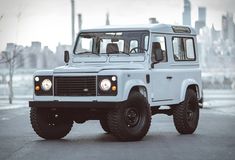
[[0, 0, 235, 52]]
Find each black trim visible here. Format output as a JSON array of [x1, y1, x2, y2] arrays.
[[151, 32, 196, 36], [146, 74, 150, 84], [172, 26, 191, 33], [152, 99, 173, 102], [73, 30, 150, 55], [172, 36, 196, 62], [54, 76, 96, 96], [97, 76, 117, 96], [34, 76, 53, 96], [29, 101, 119, 109], [151, 35, 168, 63]]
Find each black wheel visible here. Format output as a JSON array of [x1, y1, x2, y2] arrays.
[[173, 89, 199, 134], [107, 91, 151, 141], [100, 116, 110, 133], [30, 107, 73, 139]]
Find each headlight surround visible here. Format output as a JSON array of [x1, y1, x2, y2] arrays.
[[34, 76, 53, 96], [41, 79, 52, 91], [98, 76, 117, 96]]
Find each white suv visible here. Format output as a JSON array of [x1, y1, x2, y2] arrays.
[[29, 24, 202, 141]]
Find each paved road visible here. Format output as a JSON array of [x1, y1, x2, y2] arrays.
[[0, 105, 235, 160]]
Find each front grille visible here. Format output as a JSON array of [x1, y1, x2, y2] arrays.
[[54, 76, 96, 96]]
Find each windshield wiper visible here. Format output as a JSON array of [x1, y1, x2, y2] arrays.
[[77, 51, 99, 56]]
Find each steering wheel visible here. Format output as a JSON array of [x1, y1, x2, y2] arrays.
[[130, 47, 147, 53]]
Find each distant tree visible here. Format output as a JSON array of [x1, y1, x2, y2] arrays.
[[0, 46, 22, 104], [0, 14, 4, 33]]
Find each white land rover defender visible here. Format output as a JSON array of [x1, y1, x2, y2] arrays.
[[29, 24, 202, 141]]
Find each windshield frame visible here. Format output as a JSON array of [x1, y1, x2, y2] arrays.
[[73, 30, 150, 55]]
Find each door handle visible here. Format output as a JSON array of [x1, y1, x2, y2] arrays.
[[166, 76, 172, 79]]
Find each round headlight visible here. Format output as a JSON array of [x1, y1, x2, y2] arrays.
[[41, 79, 52, 91], [99, 79, 111, 91]]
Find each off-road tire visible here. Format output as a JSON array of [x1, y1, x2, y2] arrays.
[[30, 107, 73, 139], [107, 91, 151, 141], [173, 89, 199, 134], [100, 116, 110, 133]]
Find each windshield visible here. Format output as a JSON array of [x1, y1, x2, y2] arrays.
[[74, 31, 149, 55]]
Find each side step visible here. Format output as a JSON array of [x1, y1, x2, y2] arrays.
[[151, 107, 173, 116]]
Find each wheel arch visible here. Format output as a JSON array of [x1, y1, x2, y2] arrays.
[[180, 79, 201, 102], [130, 86, 148, 98], [123, 80, 149, 102]]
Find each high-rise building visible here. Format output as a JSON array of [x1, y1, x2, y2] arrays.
[[222, 12, 235, 42], [195, 21, 205, 34], [210, 25, 220, 42], [198, 7, 206, 22], [182, 0, 191, 26], [222, 15, 228, 40], [195, 7, 206, 34]]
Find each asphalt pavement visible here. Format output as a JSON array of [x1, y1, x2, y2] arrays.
[[1, 90, 235, 160], [0, 103, 235, 160]]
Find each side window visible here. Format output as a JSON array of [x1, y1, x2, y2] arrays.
[[151, 35, 167, 62], [172, 37, 196, 61], [186, 39, 195, 59]]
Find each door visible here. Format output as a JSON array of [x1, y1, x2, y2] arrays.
[[150, 34, 174, 103]]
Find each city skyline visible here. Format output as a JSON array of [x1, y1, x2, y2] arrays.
[[0, 0, 235, 51]]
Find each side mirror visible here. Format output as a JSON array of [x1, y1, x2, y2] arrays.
[[64, 50, 70, 64]]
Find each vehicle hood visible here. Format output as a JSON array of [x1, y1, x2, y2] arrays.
[[53, 63, 145, 73]]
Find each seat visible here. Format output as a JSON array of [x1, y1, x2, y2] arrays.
[[106, 43, 119, 54], [152, 42, 162, 62], [152, 42, 162, 52]]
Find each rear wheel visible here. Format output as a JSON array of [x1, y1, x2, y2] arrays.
[[173, 89, 199, 134], [107, 91, 151, 141], [30, 107, 73, 139]]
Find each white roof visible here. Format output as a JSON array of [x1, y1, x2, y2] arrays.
[[81, 23, 196, 35]]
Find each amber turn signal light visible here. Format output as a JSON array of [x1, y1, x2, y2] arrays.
[[35, 85, 40, 91], [111, 86, 117, 91]]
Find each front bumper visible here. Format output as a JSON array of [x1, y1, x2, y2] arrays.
[[29, 101, 119, 109]]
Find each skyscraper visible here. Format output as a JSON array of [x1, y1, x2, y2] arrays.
[[198, 7, 206, 22], [195, 7, 206, 34], [182, 0, 191, 26], [222, 12, 235, 42]]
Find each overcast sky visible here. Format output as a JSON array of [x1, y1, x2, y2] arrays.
[[0, 0, 235, 52]]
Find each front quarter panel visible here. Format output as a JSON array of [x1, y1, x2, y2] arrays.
[[121, 70, 149, 101]]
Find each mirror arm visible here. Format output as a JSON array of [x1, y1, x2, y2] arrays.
[[151, 61, 159, 68]]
